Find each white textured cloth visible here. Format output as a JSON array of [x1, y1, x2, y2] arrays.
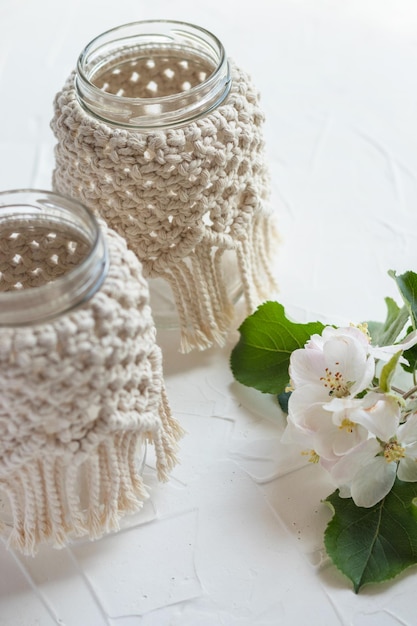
[[0, 222, 183, 555], [51, 61, 279, 352]]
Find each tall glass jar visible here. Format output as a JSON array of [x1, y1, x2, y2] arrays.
[[51, 20, 278, 352], [0, 190, 182, 555]]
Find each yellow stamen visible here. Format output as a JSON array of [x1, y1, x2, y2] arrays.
[[301, 449, 320, 464], [383, 440, 405, 463], [351, 321, 371, 341], [339, 418, 356, 433], [320, 367, 353, 398]]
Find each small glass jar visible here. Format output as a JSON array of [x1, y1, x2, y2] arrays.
[[52, 20, 278, 350], [0, 188, 108, 324], [0, 190, 149, 552]]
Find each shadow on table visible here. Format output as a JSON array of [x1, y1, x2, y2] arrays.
[[156, 326, 237, 377]]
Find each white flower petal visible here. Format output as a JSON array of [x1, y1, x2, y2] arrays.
[[405, 442, 417, 457], [350, 392, 400, 441], [398, 413, 417, 445], [350, 457, 397, 508], [288, 385, 329, 420], [323, 397, 364, 413], [370, 330, 417, 361], [396, 329, 417, 350], [323, 336, 371, 393], [330, 438, 381, 485], [337, 484, 352, 499], [398, 457, 417, 482], [355, 356, 376, 395], [313, 425, 341, 461], [305, 333, 325, 350], [322, 326, 370, 347], [331, 424, 368, 456], [290, 325, 375, 398], [289, 348, 325, 388], [281, 418, 313, 448]]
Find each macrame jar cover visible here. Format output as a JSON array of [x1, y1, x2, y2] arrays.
[[51, 33, 279, 352], [0, 210, 182, 556]]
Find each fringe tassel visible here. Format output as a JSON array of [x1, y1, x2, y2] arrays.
[[64, 462, 87, 537], [159, 210, 279, 353], [236, 212, 280, 318], [0, 432, 155, 556], [6, 476, 30, 554], [253, 212, 280, 299], [152, 386, 185, 482], [163, 243, 241, 353], [236, 236, 258, 314], [162, 261, 212, 353], [43, 458, 70, 548]]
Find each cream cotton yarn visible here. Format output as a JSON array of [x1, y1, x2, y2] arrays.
[[0, 220, 182, 556], [51, 59, 279, 352]]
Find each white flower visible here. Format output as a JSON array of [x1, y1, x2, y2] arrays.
[[284, 391, 369, 465], [282, 323, 417, 507], [289, 326, 375, 399], [332, 392, 401, 442], [328, 397, 417, 508], [392, 414, 417, 481], [282, 326, 375, 462]]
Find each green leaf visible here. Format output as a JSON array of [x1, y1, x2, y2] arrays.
[[402, 343, 417, 374], [379, 350, 402, 392], [230, 301, 325, 395], [366, 297, 409, 347], [277, 390, 291, 413], [324, 480, 417, 592], [230, 301, 324, 394], [389, 270, 417, 329], [399, 324, 417, 374]]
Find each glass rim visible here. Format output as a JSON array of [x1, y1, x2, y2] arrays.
[[75, 19, 231, 129], [0, 188, 108, 326]]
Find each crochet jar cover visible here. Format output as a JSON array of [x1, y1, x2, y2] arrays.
[[51, 62, 278, 352], [0, 222, 183, 555]]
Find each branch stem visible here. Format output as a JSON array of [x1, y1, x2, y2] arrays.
[[403, 384, 417, 400]]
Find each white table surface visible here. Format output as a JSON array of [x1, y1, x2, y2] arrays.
[[2, 1, 417, 624]]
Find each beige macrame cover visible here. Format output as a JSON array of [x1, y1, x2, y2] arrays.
[[0, 222, 183, 556], [51, 62, 279, 352]]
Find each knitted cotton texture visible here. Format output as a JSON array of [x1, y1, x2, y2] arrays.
[[51, 61, 279, 352], [0, 222, 183, 556]]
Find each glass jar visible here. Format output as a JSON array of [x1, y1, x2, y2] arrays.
[[75, 19, 231, 130], [75, 20, 241, 331], [0, 188, 108, 324], [52, 20, 277, 350], [0, 189, 149, 550]]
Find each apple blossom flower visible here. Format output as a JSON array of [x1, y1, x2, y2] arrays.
[[289, 325, 375, 399], [282, 326, 376, 462], [329, 398, 417, 508], [281, 323, 417, 507], [282, 390, 369, 466], [395, 414, 417, 481], [328, 392, 401, 443]]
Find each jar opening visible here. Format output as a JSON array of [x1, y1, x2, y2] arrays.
[[76, 20, 231, 129], [0, 190, 108, 326]]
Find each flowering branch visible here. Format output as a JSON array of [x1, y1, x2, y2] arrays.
[[230, 269, 417, 592], [402, 385, 417, 400]]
